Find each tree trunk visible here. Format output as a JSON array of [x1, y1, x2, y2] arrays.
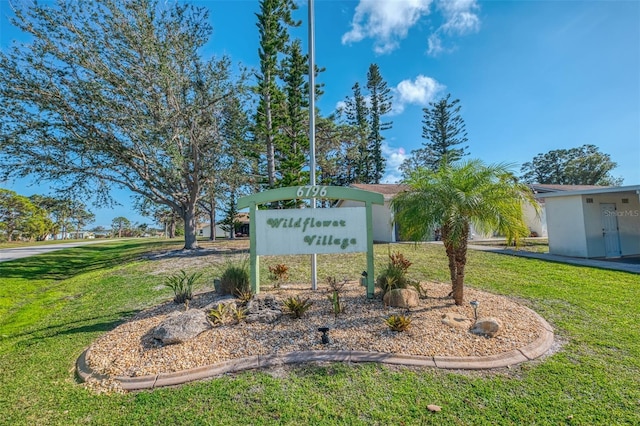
[[208, 202, 216, 241], [265, 90, 276, 188], [183, 203, 199, 250], [168, 220, 176, 239], [452, 256, 465, 306], [445, 242, 456, 291], [442, 225, 457, 295], [452, 226, 469, 306]]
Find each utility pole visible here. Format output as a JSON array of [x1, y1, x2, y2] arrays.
[[308, 0, 317, 290]]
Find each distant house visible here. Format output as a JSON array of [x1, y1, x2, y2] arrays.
[[198, 213, 251, 239], [52, 231, 95, 240], [537, 185, 640, 258]]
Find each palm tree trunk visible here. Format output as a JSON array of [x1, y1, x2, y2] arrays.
[[442, 225, 457, 296], [452, 225, 469, 306]]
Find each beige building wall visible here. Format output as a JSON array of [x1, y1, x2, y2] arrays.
[[545, 196, 588, 257]]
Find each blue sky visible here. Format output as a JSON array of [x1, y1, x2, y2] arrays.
[[1, 0, 639, 228]]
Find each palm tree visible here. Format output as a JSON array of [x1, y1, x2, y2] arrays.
[[393, 160, 538, 306]]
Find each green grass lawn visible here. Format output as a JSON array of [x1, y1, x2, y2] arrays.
[[0, 239, 638, 425], [468, 238, 549, 253]]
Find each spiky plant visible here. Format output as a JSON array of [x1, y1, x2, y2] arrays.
[[208, 303, 228, 325], [385, 314, 412, 332], [282, 296, 313, 319], [164, 270, 202, 304]]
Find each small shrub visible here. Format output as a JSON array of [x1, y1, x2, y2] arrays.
[[385, 314, 412, 332], [234, 288, 254, 305], [268, 264, 289, 287], [326, 276, 346, 317], [376, 251, 413, 296], [389, 251, 412, 273], [283, 296, 313, 319], [208, 303, 228, 325], [326, 276, 347, 293], [219, 259, 250, 296], [164, 270, 202, 304], [230, 306, 247, 323], [327, 290, 344, 317]]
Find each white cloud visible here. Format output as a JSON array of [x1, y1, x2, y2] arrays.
[[429, 0, 480, 55], [427, 32, 445, 56], [342, 0, 433, 54], [341, 0, 481, 56], [392, 74, 444, 114], [382, 143, 408, 183], [438, 0, 481, 35], [396, 75, 444, 105]]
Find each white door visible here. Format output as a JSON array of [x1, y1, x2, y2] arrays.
[[600, 203, 621, 258]]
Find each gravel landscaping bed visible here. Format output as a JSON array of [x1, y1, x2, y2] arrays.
[[85, 280, 547, 391]]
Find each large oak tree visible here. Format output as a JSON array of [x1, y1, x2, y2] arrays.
[[520, 144, 622, 186], [0, 0, 243, 249]]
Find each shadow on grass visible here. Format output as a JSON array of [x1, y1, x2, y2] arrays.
[[0, 240, 179, 281], [143, 246, 250, 262], [2, 310, 140, 343]]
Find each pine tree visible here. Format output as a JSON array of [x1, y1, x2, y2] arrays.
[[366, 64, 392, 183], [402, 94, 468, 176], [341, 82, 370, 184], [278, 39, 309, 194], [254, 0, 299, 189]]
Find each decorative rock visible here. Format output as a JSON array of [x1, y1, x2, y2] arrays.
[[469, 317, 503, 338], [246, 295, 283, 323], [203, 297, 237, 312], [441, 313, 473, 329], [383, 288, 419, 308], [152, 309, 211, 345]]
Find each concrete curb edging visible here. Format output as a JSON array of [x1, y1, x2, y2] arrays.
[[76, 317, 555, 391]]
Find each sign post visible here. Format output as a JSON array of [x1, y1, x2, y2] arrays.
[[237, 186, 384, 298]]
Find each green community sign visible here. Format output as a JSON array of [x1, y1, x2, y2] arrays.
[[237, 186, 384, 298]]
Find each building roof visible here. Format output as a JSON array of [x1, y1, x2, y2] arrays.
[[536, 185, 640, 198], [528, 184, 608, 193], [346, 182, 640, 202], [350, 183, 408, 199]]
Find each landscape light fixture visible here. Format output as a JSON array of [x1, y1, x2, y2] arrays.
[[470, 300, 480, 320], [318, 326, 330, 344]]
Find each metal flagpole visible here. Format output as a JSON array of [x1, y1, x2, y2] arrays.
[[308, 0, 317, 290]]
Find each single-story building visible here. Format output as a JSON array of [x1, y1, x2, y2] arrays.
[[336, 183, 406, 243], [338, 183, 601, 243], [526, 184, 605, 237], [537, 185, 640, 258], [198, 212, 250, 239]]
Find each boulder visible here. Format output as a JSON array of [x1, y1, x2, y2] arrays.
[[441, 313, 473, 329], [246, 294, 283, 323], [203, 297, 237, 313], [383, 288, 419, 309], [152, 309, 210, 345], [469, 317, 503, 338]]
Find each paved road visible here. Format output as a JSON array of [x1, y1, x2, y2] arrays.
[[0, 240, 117, 263]]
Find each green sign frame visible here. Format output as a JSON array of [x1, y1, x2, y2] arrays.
[[237, 186, 384, 298]]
